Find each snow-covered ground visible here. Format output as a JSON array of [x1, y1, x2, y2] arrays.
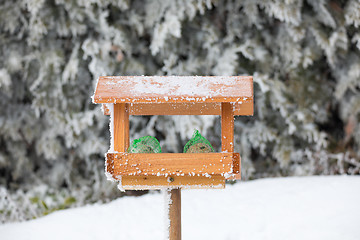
[[1, 176, 359, 240]]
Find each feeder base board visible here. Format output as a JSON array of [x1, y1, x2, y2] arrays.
[[106, 152, 240, 177], [119, 175, 225, 190]]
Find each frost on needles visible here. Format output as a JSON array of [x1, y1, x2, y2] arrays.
[[0, 0, 359, 223]]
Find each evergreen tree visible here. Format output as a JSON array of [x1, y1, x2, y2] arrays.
[[0, 0, 359, 222]]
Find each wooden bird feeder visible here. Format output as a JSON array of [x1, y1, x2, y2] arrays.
[[93, 76, 253, 239]]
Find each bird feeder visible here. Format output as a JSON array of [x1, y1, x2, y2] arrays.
[[92, 76, 253, 239]]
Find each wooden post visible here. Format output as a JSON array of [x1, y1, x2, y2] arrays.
[[113, 103, 129, 152], [221, 102, 234, 152], [168, 188, 181, 240], [221, 103, 240, 179]]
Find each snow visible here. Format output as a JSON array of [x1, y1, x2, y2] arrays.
[[95, 76, 253, 103], [1, 176, 360, 240], [104, 76, 244, 96]]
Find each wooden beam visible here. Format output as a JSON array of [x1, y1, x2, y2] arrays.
[[107, 152, 239, 177], [168, 189, 181, 240], [221, 103, 240, 180], [106, 153, 115, 176], [119, 175, 225, 190], [221, 103, 234, 152], [235, 99, 253, 116], [131, 102, 221, 115], [102, 100, 253, 116], [102, 104, 110, 115], [233, 152, 241, 175], [113, 103, 129, 152]]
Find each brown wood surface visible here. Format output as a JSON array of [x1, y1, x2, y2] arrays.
[[107, 152, 239, 177], [102, 104, 110, 115], [118, 175, 225, 190], [102, 100, 253, 116], [93, 76, 253, 104], [113, 103, 129, 152], [168, 189, 181, 240], [106, 153, 115, 176], [221, 103, 234, 152], [221, 103, 241, 180]]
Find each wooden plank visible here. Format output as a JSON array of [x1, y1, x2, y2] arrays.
[[93, 76, 253, 104], [102, 100, 253, 116], [132, 102, 221, 115], [119, 175, 225, 190], [221, 103, 234, 152], [102, 104, 110, 115], [107, 103, 130, 177], [107, 153, 238, 176], [106, 153, 115, 176], [168, 189, 181, 240], [235, 99, 253, 116], [221, 103, 240, 180], [232, 152, 241, 175], [113, 103, 129, 152]]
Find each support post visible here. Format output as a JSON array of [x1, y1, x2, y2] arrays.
[[221, 102, 234, 152], [113, 103, 129, 152], [221, 103, 240, 179], [168, 188, 181, 240]]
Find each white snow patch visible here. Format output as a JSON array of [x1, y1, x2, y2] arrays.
[[223, 172, 233, 179], [100, 76, 252, 101], [108, 104, 114, 152], [203, 173, 211, 178], [1, 176, 360, 240]]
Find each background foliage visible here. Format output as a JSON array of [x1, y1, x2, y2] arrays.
[[0, 0, 359, 223]]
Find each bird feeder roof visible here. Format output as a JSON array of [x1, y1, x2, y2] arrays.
[[93, 76, 253, 104]]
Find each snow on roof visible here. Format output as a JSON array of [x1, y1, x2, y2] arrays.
[[93, 76, 253, 103]]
